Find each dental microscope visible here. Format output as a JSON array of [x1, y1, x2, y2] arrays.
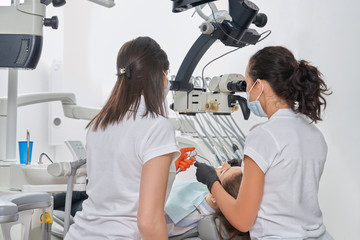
[[168, 0, 269, 167]]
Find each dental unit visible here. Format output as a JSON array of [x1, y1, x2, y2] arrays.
[[0, 0, 113, 164]]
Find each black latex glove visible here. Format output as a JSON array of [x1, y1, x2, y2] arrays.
[[194, 162, 221, 193]]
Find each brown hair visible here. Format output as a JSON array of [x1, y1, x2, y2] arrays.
[[214, 170, 249, 240], [87, 36, 169, 131], [248, 46, 331, 123]]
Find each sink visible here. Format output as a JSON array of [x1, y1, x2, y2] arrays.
[[25, 164, 68, 185], [10, 164, 68, 190]]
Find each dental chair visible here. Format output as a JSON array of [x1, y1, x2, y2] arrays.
[[48, 159, 245, 240], [49, 189, 246, 239], [168, 215, 247, 240], [0, 192, 51, 240], [51, 213, 245, 240]]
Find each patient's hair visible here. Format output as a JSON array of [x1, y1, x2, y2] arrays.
[[214, 171, 249, 240]]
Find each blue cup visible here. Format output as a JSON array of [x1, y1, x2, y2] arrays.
[[18, 141, 33, 164]]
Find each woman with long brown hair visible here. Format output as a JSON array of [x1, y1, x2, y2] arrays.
[[65, 36, 180, 240]]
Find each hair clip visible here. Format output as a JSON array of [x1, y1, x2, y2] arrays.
[[118, 65, 131, 78], [294, 101, 299, 110]]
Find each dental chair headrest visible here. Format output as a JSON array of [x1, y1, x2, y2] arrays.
[[197, 216, 221, 240], [198, 216, 246, 240]]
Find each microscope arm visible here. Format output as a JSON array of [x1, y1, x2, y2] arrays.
[[170, 24, 257, 92], [62, 105, 100, 120], [0, 92, 100, 120], [17, 92, 101, 120], [170, 0, 266, 92], [171, 33, 219, 92], [17, 93, 76, 106]]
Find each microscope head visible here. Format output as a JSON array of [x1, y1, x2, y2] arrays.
[[0, 0, 64, 69]]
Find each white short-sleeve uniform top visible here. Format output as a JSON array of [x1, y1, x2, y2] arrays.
[[244, 109, 333, 240], [65, 97, 179, 240]]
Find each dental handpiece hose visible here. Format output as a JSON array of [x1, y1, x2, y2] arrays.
[[63, 158, 87, 236]]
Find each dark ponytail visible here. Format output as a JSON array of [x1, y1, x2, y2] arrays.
[[248, 46, 331, 123]]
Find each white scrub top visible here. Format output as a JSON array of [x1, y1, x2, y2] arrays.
[[65, 97, 179, 240], [244, 109, 333, 240]]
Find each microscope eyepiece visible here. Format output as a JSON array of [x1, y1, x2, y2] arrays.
[[252, 13, 267, 28], [227, 80, 247, 92]]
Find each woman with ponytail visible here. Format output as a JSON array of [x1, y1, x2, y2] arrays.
[[195, 46, 333, 239]]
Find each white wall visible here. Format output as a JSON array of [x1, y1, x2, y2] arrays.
[[1, 0, 359, 238]]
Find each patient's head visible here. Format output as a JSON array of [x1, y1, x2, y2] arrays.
[[212, 162, 248, 240], [208, 162, 242, 208], [216, 162, 242, 183]]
